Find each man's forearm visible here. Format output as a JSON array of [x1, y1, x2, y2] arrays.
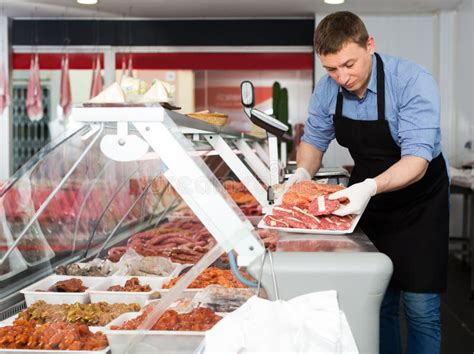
[[296, 142, 324, 177], [374, 155, 429, 194]]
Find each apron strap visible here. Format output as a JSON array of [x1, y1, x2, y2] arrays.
[[335, 53, 386, 121], [374, 53, 385, 121]]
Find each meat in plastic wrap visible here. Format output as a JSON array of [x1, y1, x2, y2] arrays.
[[0, 60, 10, 114], [26, 54, 43, 121]]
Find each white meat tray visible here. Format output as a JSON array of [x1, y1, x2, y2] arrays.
[[88, 276, 169, 306], [104, 312, 206, 354], [257, 201, 368, 235], [20, 275, 105, 306], [0, 323, 110, 354]]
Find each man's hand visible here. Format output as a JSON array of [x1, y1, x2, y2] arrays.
[[286, 167, 311, 189], [329, 178, 377, 216], [274, 167, 311, 202]]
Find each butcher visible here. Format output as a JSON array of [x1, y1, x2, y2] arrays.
[[285, 11, 449, 354]]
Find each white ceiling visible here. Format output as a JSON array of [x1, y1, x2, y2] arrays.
[[0, 0, 464, 19]]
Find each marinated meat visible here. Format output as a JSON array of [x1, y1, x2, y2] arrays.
[[36, 278, 87, 293], [111, 306, 222, 331], [107, 277, 152, 292], [18, 300, 141, 326], [0, 319, 108, 350], [282, 180, 346, 209], [163, 267, 251, 289]]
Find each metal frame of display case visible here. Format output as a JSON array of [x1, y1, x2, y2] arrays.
[[71, 104, 265, 266]]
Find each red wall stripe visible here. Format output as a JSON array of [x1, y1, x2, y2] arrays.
[[13, 52, 313, 70], [116, 53, 313, 70], [13, 53, 104, 70]]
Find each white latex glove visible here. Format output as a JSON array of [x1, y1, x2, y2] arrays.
[[286, 167, 311, 189], [274, 167, 311, 203], [328, 178, 377, 216]]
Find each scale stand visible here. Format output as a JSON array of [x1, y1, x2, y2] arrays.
[[241, 81, 290, 203]]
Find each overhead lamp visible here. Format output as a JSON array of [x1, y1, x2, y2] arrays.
[[77, 0, 98, 4], [324, 0, 345, 4]]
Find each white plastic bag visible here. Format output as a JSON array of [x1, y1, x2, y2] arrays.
[[204, 290, 358, 353]]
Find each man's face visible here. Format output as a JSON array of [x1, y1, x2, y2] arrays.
[[319, 37, 375, 98]]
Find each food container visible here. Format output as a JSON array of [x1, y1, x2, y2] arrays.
[[0, 323, 110, 354], [88, 276, 169, 306], [0, 347, 110, 354], [105, 312, 206, 354], [20, 275, 105, 306]]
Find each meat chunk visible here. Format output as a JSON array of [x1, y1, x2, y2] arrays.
[[308, 195, 340, 216]]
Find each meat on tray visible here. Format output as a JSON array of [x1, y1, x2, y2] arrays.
[[107, 277, 152, 292], [264, 181, 353, 231], [308, 195, 340, 216], [111, 306, 222, 331], [18, 300, 141, 326], [36, 278, 88, 293], [0, 319, 108, 350], [163, 267, 251, 289]]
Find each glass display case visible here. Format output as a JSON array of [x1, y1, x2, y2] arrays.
[[0, 104, 270, 319]]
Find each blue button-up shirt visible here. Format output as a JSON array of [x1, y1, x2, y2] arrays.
[[302, 53, 442, 162]]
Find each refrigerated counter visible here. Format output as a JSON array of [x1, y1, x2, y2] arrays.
[[249, 230, 393, 354]]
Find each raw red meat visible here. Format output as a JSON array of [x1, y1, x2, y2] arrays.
[[308, 195, 340, 216], [59, 55, 72, 117], [0, 60, 10, 114], [263, 215, 289, 228], [90, 55, 103, 99], [26, 54, 43, 121], [284, 216, 307, 229]]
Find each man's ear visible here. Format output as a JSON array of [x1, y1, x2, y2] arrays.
[[367, 36, 376, 55]]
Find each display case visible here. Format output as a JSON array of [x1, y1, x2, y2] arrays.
[[0, 103, 391, 354], [0, 104, 272, 319]]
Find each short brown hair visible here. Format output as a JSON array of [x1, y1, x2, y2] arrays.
[[314, 11, 369, 55]]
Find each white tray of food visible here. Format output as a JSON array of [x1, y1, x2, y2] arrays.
[[20, 275, 105, 306], [258, 206, 365, 235], [0, 323, 110, 353], [104, 311, 214, 354], [259, 180, 368, 235], [88, 276, 168, 306]]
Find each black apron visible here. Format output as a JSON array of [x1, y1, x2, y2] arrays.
[[333, 53, 449, 293]]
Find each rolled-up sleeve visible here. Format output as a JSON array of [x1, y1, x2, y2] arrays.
[[301, 77, 335, 152], [397, 71, 440, 162]]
